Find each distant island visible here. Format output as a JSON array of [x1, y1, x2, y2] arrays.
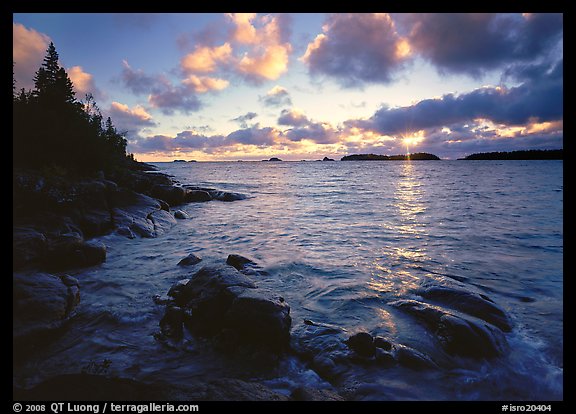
[[263, 157, 283, 162], [341, 153, 440, 161], [461, 149, 563, 160]]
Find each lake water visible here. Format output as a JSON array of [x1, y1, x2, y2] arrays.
[[13, 160, 563, 400]]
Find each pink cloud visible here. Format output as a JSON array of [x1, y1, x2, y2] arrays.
[[13, 23, 51, 90], [180, 43, 232, 73], [182, 75, 229, 93], [68, 65, 101, 98]]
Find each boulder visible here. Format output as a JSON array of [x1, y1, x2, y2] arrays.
[[345, 332, 376, 357], [164, 265, 291, 352], [226, 254, 257, 271], [13, 272, 80, 346], [43, 233, 106, 270], [185, 190, 212, 203], [208, 190, 247, 202], [390, 299, 509, 358], [13, 227, 47, 269], [150, 184, 187, 206], [416, 285, 512, 332], [174, 210, 189, 219], [177, 253, 202, 267], [148, 209, 177, 237]]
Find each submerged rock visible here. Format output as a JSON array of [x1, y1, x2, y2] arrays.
[[416, 285, 512, 332], [226, 254, 257, 271], [390, 299, 509, 358], [185, 190, 213, 203]]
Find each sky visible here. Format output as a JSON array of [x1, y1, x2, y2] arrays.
[[13, 13, 563, 161]]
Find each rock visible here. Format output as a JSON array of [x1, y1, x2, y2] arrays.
[[374, 348, 395, 366], [202, 378, 289, 401], [374, 336, 393, 351], [148, 209, 177, 237], [168, 265, 291, 352], [116, 226, 136, 239], [43, 234, 106, 270], [150, 184, 187, 206], [224, 289, 291, 350], [226, 254, 257, 271], [390, 299, 509, 358], [394, 344, 437, 370], [167, 279, 190, 299], [416, 285, 512, 332], [322, 157, 335, 162], [110, 190, 163, 238], [13, 227, 47, 269], [177, 253, 202, 266], [185, 190, 212, 203], [208, 190, 247, 202], [174, 210, 189, 219], [13, 272, 81, 346], [345, 332, 376, 357], [160, 306, 184, 339], [291, 386, 344, 401]]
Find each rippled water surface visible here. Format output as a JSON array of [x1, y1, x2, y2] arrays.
[[14, 160, 563, 400]]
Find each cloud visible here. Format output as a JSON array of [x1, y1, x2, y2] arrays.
[[227, 13, 293, 82], [148, 86, 202, 115], [230, 112, 258, 128], [120, 60, 203, 115], [301, 13, 411, 87], [352, 59, 562, 136], [180, 43, 233, 74], [108, 101, 155, 135], [182, 75, 229, 93], [120, 59, 169, 95], [259, 85, 292, 107], [67, 65, 103, 98], [226, 126, 279, 146], [13, 22, 51, 90], [277, 108, 311, 127], [402, 13, 563, 77]]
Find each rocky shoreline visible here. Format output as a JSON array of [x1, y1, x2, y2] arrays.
[[13, 163, 517, 401]]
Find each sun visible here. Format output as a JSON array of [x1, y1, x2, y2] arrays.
[[401, 131, 426, 155]]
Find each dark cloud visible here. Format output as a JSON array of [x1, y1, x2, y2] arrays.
[[259, 86, 293, 107], [277, 109, 311, 127], [226, 126, 278, 146], [120, 60, 168, 95], [230, 112, 258, 128], [403, 13, 563, 77], [352, 59, 562, 135], [148, 86, 202, 115], [302, 13, 410, 87]]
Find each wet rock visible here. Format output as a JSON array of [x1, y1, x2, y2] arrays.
[[208, 190, 247, 202], [417, 285, 512, 332], [374, 348, 395, 366], [394, 344, 437, 370], [374, 336, 393, 351], [13, 227, 48, 269], [116, 226, 136, 239], [170, 265, 290, 352], [291, 386, 345, 401], [174, 210, 189, 219], [177, 253, 202, 266], [13, 272, 81, 346], [150, 184, 187, 206], [160, 306, 184, 339], [43, 234, 106, 270], [203, 378, 289, 401], [110, 190, 163, 238], [390, 299, 509, 358], [167, 279, 190, 299], [345, 332, 376, 357], [224, 289, 291, 350], [226, 254, 257, 271], [148, 209, 177, 237], [185, 190, 213, 203]]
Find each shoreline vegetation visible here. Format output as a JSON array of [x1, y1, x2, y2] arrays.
[[459, 149, 563, 160]]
